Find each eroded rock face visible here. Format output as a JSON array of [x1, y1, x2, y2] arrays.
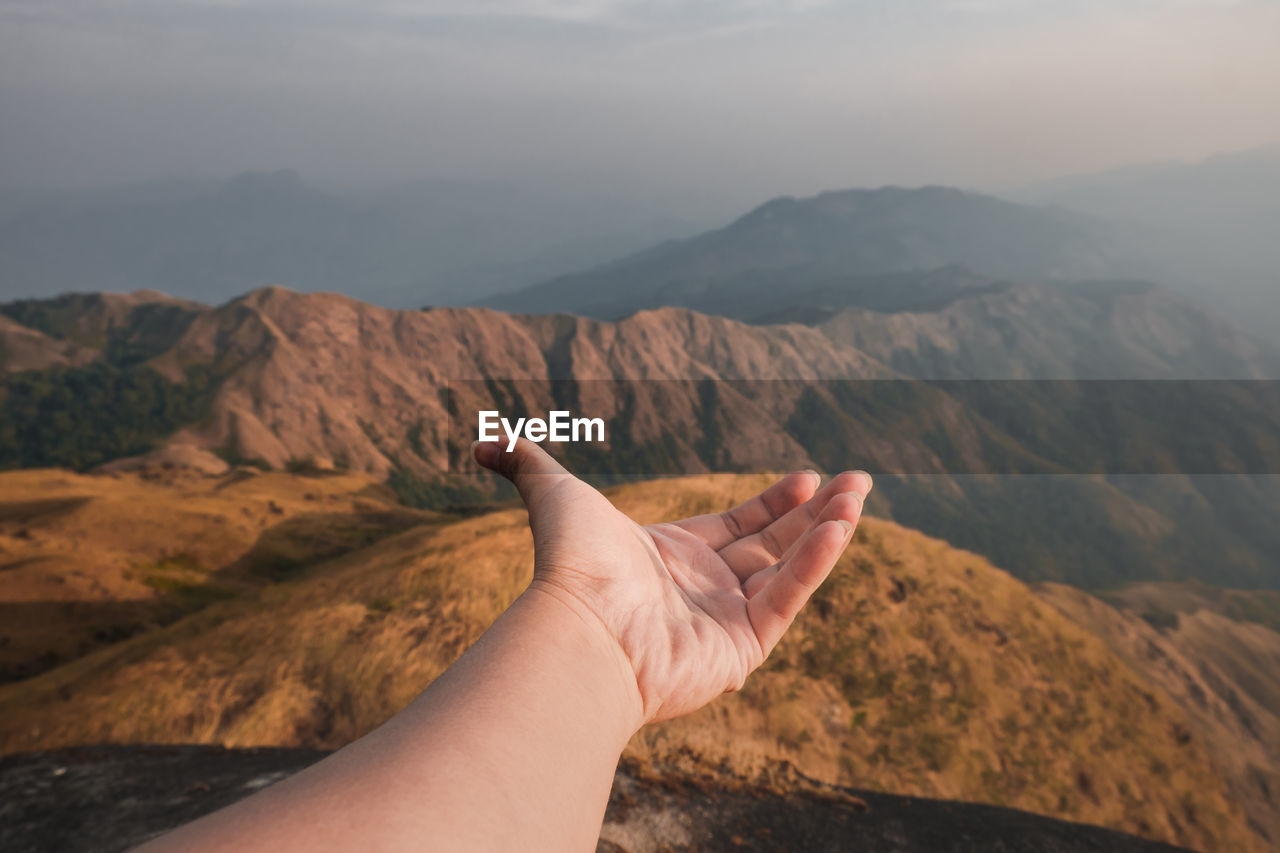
[[95, 444, 230, 476], [0, 746, 1190, 853]]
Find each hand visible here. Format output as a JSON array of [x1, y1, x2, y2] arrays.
[[474, 439, 872, 725], [142, 439, 873, 853]]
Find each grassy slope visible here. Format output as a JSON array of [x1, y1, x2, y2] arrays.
[[0, 473, 1259, 852], [1101, 580, 1280, 633], [0, 468, 434, 681], [1036, 583, 1280, 849]]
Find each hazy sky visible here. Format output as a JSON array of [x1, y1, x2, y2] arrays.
[[1, 0, 1278, 212]]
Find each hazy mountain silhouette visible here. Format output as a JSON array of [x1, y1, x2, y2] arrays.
[[1009, 143, 1280, 336], [0, 171, 697, 307], [481, 186, 1147, 319]]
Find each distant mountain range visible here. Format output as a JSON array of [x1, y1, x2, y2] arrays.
[[0, 170, 698, 308], [480, 186, 1147, 320], [480, 161, 1279, 339], [5, 151, 1275, 337], [3, 284, 1278, 590], [1009, 144, 1280, 337]]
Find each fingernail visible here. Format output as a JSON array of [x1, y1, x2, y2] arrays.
[[802, 468, 821, 486], [837, 519, 854, 538], [853, 470, 874, 492]]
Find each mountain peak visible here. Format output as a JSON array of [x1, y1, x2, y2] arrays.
[[483, 184, 1130, 320]]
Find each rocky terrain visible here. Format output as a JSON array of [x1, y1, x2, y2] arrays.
[[0, 746, 1195, 853]]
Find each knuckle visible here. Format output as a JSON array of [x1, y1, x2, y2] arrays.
[[720, 509, 746, 538]]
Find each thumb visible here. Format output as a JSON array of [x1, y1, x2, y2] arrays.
[[473, 437, 577, 509]]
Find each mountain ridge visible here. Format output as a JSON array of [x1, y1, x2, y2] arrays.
[[480, 186, 1146, 320], [0, 171, 697, 308], [4, 286, 1280, 591]]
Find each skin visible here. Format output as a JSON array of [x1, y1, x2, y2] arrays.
[[140, 438, 872, 852]]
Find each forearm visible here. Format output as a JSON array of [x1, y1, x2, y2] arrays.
[[140, 586, 644, 853]]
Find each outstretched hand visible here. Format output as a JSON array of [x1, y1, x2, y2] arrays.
[[142, 439, 874, 853], [475, 439, 871, 725]]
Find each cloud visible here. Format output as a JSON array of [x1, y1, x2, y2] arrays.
[[0, 0, 1276, 197], [0, 0, 838, 42]]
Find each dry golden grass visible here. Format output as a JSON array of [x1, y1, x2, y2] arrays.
[[1038, 582, 1280, 849], [0, 473, 1261, 852], [0, 466, 433, 680]]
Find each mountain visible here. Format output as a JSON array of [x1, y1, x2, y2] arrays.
[[1012, 145, 1280, 227], [1036, 582, 1280, 848], [2, 287, 1279, 590], [0, 314, 95, 374], [0, 466, 430, 683], [1008, 144, 1280, 336], [0, 473, 1263, 852], [1098, 581, 1280, 634], [806, 274, 1277, 379], [0, 171, 697, 308], [480, 186, 1147, 320]]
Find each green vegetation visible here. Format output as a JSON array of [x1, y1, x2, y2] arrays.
[[387, 467, 496, 510], [1138, 609, 1180, 631], [143, 574, 237, 610], [1, 295, 200, 369], [0, 297, 104, 344], [142, 553, 236, 615], [1101, 580, 1280, 632], [0, 363, 216, 471]]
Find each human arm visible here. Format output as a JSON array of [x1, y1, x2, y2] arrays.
[[139, 439, 871, 852]]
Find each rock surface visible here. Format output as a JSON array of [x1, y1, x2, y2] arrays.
[[0, 746, 1192, 852], [95, 444, 230, 476]]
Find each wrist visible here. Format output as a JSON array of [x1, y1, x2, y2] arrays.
[[516, 581, 647, 740]]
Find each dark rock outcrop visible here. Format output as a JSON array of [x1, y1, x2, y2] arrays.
[[0, 746, 1191, 852]]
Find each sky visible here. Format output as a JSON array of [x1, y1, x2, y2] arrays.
[[1, 0, 1278, 214]]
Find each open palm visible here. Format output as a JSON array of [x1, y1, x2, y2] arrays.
[[475, 439, 871, 723]]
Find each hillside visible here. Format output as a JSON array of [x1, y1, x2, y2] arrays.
[[0, 314, 98, 374], [1036, 583, 1280, 848], [0, 467, 432, 682], [2, 287, 1279, 590], [0, 473, 1261, 852], [1098, 581, 1280, 634], [481, 187, 1143, 320], [812, 277, 1279, 380]]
